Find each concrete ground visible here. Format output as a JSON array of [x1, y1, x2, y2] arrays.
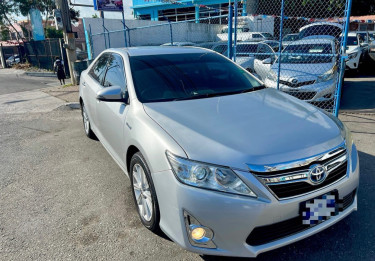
[[0, 69, 374, 260]]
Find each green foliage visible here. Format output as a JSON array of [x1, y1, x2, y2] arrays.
[[45, 27, 63, 38], [0, 25, 10, 40], [92, 14, 99, 18]]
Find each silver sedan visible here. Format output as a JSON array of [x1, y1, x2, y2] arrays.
[[79, 47, 359, 258]]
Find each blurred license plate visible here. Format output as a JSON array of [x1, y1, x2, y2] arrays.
[[371, 48, 375, 52], [300, 191, 339, 226]]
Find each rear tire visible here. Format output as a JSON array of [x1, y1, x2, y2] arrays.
[[130, 152, 160, 232]]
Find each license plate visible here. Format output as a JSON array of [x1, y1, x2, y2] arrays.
[[371, 48, 375, 53], [300, 191, 339, 226]]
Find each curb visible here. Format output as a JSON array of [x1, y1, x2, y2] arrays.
[[26, 72, 56, 78], [66, 102, 80, 110]]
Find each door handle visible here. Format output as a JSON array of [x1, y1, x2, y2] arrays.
[[82, 82, 86, 86]]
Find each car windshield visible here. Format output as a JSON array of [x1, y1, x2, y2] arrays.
[[347, 36, 359, 46], [129, 53, 263, 103], [283, 34, 298, 41], [280, 43, 333, 64], [261, 33, 273, 38]]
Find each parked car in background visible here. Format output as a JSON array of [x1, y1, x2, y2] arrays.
[[282, 33, 299, 47], [217, 27, 273, 42], [161, 42, 195, 47], [79, 46, 358, 258], [299, 22, 343, 40], [255, 38, 338, 103], [344, 33, 364, 73], [224, 42, 259, 72], [6, 55, 20, 67]]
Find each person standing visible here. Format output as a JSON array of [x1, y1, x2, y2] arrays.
[[54, 57, 66, 85]]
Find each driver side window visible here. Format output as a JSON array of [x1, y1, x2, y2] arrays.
[[103, 53, 127, 92], [89, 54, 108, 85]]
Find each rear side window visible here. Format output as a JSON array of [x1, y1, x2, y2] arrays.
[[103, 53, 127, 91], [253, 34, 262, 38], [89, 54, 108, 84]]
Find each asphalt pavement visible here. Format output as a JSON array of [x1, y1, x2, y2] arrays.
[[0, 69, 59, 95], [0, 70, 374, 260]]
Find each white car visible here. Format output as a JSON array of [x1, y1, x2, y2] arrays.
[[217, 27, 273, 42], [6, 55, 20, 67], [254, 38, 338, 102], [345, 33, 364, 72], [161, 42, 195, 47], [299, 22, 343, 40]]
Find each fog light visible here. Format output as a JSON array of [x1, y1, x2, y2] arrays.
[[191, 226, 206, 241], [183, 211, 216, 249]]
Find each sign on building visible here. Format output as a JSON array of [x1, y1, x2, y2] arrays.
[[94, 0, 123, 12]]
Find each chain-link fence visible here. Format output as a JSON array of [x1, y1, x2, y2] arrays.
[[85, 0, 353, 115], [231, 0, 351, 114], [24, 39, 66, 71]]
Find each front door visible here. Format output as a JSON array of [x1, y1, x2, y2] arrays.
[[96, 53, 129, 167]]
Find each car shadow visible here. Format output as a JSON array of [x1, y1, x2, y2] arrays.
[[199, 150, 375, 261], [341, 59, 375, 112]]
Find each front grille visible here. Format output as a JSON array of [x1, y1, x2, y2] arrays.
[[284, 91, 317, 100], [268, 162, 347, 199], [253, 148, 348, 200], [280, 80, 316, 88], [246, 190, 356, 246]]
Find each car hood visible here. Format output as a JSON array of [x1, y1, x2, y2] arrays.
[[271, 63, 333, 82], [143, 88, 343, 170]]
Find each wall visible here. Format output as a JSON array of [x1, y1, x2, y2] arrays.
[[83, 18, 223, 59]]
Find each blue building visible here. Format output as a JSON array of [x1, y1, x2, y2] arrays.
[[132, 0, 246, 22]]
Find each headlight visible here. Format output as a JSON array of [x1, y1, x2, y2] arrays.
[[166, 151, 257, 197], [316, 65, 337, 83], [348, 52, 358, 60], [266, 70, 278, 81]]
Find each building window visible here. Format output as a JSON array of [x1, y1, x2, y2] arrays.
[[137, 14, 151, 20]]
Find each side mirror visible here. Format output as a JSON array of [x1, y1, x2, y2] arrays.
[[263, 58, 272, 64], [96, 86, 129, 104]]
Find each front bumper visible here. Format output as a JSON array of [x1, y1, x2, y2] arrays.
[[264, 78, 336, 102], [152, 145, 359, 258]]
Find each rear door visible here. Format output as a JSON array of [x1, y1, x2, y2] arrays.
[[96, 53, 129, 167]]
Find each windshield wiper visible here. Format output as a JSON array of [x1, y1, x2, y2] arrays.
[[173, 85, 266, 101]]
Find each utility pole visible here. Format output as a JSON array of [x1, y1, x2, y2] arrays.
[[56, 0, 77, 85]]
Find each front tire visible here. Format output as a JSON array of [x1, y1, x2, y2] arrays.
[[81, 103, 96, 139], [130, 152, 160, 232]]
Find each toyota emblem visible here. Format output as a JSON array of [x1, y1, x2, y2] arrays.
[[309, 164, 327, 185]]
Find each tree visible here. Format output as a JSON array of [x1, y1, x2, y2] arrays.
[[0, 0, 80, 42], [0, 25, 10, 40], [45, 27, 63, 38]]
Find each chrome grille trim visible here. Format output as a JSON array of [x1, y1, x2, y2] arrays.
[[260, 153, 347, 186], [248, 142, 348, 200], [246, 142, 346, 173]]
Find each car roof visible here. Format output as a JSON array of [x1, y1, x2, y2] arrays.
[[299, 22, 343, 31], [288, 38, 334, 45], [111, 46, 213, 57]]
